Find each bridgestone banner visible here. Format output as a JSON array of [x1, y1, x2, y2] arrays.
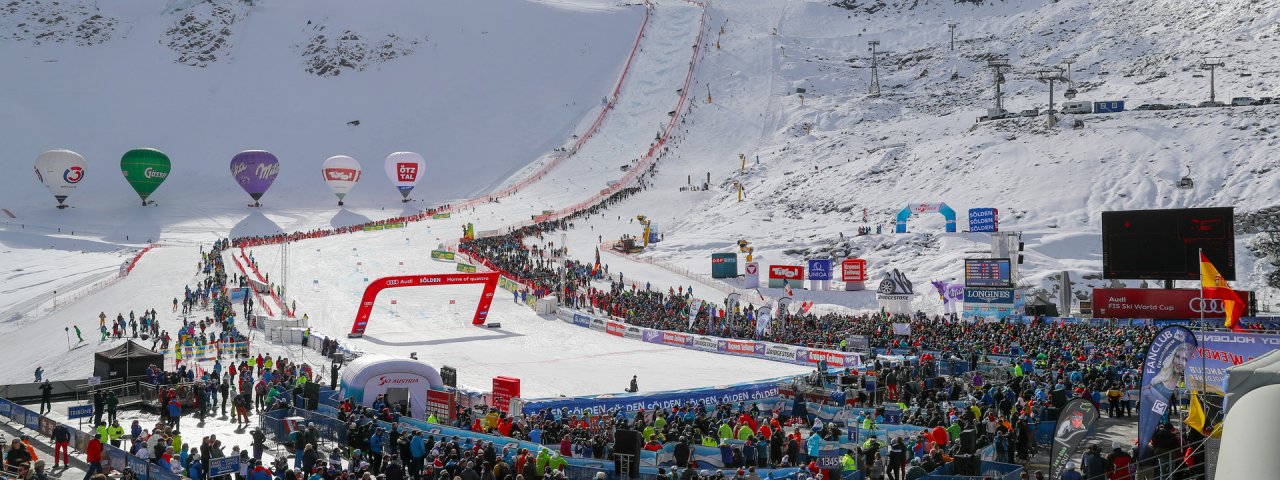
[[1050, 398, 1099, 478]]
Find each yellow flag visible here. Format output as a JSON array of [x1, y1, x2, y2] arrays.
[[1186, 391, 1207, 435]]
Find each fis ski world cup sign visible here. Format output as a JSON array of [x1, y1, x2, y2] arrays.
[[1092, 288, 1251, 319], [968, 208, 999, 232]]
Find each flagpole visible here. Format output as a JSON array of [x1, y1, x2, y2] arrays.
[[1197, 248, 1207, 422]]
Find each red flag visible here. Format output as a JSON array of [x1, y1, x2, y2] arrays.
[[1200, 252, 1245, 331]]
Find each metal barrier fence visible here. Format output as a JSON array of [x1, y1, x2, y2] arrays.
[[102, 443, 183, 480], [260, 407, 349, 447]]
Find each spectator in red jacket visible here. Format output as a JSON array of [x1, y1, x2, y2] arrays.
[[83, 434, 103, 480]]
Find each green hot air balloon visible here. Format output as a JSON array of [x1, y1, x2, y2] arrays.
[[120, 148, 171, 206]]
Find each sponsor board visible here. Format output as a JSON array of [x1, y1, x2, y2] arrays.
[[456, 263, 478, 273], [1093, 288, 1252, 319], [762, 344, 796, 363], [968, 208, 999, 233], [624, 325, 643, 340], [693, 335, 719, 352], [718, 339, 757, 356], [432, 213, 452, 219], [768, 265, 804, 280], [364, 222, 407, 232], [808, 259, 833, 280], [430, 250, 456, 261], [606, 321, 626, 337], [964, 287, 1016, 304], [589, 318, 608, 332], [841, 259, 867, 282], [521, 381, 780, 416], [572, 313, 592, 328]]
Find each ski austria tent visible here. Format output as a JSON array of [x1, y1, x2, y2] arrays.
[[93, 340, 165, 381], [339, 355, 444, 419]]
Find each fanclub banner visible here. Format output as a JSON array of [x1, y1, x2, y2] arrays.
[[1050, 398, 1099, 479], [1137, 325, 1196, 461]]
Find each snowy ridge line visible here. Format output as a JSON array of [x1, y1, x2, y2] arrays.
[[517, 0, 709, 228], [440, 4, 654, 213], [236, 246, 292, 317]]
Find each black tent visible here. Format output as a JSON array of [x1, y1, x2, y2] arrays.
[[93, 340, 164, 381]]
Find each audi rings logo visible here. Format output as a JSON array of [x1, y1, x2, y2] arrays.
[[1189, 297, 1226, 314]]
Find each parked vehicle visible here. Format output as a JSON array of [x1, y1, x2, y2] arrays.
[[1231, 97, 1256, 106], [1020, 108, 1040, 117], [1061, 101, 1093, 114], [1149, 104, 1173, 110], [1093, 100, 1125, 113], [1199, 100, 1225, 108], [1255, 97, 1272, 105], [1175, 103, 1194, 109]]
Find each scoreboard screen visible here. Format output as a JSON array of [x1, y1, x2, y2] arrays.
[[965, 258, 1013, 288]]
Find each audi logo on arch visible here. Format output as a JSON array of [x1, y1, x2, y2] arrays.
[[1188, 297, 1227, 314]]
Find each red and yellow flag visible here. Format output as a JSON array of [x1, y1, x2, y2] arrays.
[[1200, 252, 1245, 331]]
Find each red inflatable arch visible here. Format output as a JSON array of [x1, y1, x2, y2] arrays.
[[348, 272, 499, 338]]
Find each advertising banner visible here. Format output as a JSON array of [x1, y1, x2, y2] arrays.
[[1050, 398, 1099, 479], [846, 335, 869, 351], [768, 265, 804, 288], [426, 389, 454, 421], [933, 280, 965, 314], [1137, 326, 1196, 461], [808, 259, 833, 280], [743, 262, 760, 289], [456, 263, 478, 273], [572, 313, 592, 328], [711, 253, 738, 279], [492, 376, 521, 414], [892, 323, 911, 336], [718, 339, 758, 356], [1190, 332, 1280, 393], [968, 208, 999, 233], [964, 288, 1015, 304], [520, 378, 782, 416], [1093, 288, 1251, 319], [606, 321, 626, 337], [624, 325, 644, 340], [762, 344, 796, 363], [692, 335, 719, 352], [432, 213, 452, 219], [589, 318, 607, 332], [430, 250, 456, 261], [841, 259, 867, 282]]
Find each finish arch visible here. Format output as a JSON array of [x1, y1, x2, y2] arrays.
[[348, 272, 499, 337]]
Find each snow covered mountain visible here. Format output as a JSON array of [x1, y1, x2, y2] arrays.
[[2, 0, 1280, 382]]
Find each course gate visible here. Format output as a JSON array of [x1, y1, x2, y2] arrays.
[[348, 272, 499, 337]]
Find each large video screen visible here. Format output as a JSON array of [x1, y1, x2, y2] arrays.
[[1102, 207, 1234, 280], [965, 258, 1013, 288]]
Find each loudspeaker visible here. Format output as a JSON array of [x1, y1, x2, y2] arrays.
[[304, 381, 321, 410], [613, 429, 642, 477]]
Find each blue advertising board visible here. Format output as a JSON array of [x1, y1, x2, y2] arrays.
[[808, 259, 833, 280], [1192, 332, 1280, 392], [68, 404, 94, 420], [572, 313, 591, 328], [968, 208, 999, 232], [520, 377, 784, 416], [964, 287, 1015, 304], [208, 456, 240, 477]]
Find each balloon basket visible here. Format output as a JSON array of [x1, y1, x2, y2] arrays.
[[56, 204, 68, 210]]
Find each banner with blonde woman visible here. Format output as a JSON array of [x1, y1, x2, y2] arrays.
[[1137, 325, 1196, 461]]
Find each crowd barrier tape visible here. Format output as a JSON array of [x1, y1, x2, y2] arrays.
[[123, 243, 160, 276], [230, 253, 275, 318], [237, 247, 292, 317], [554, 308, 863, 370]]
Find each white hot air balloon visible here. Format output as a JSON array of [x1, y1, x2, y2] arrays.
[[34, 149, 86, 209], [384, 151, 425, 202], [322, 155, 362, 206]]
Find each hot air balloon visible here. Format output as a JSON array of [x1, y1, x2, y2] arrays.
[[230, 150, 280, 207], [322, 155, 361, 206], [384, 151, 425, 202], [120, 148, 171, 206], [34, 149, 86, 209]]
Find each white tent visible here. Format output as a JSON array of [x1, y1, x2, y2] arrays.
[[339, 354, 444, 419], [1223, 349, 1280, 414]]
